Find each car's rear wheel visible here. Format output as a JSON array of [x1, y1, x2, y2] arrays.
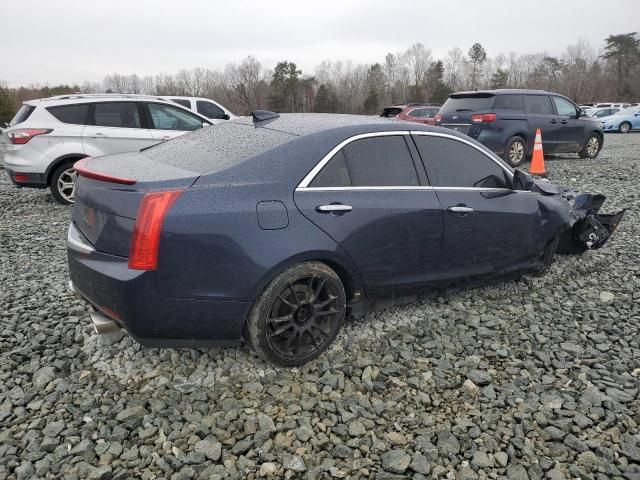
[[578, 134, 601, 159], [246, 262, 346, 366], [503, 136, 527, 167], [50, 162, 78, 205], [619, 122, 631, 134]]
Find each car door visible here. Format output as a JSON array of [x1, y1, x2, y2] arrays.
[[294, 133, 444, 297], [632, 110, 640, 129], [145, 102, 209, 142], [412, 132, 544, 280], [82, 102, 155, 156], [550, 96, 585, 152], [524, 94, 558, 153]]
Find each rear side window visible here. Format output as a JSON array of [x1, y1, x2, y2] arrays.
[[310, 136, 419, 187], [415, 136, 508, 188], [409, 108, 438, 118], [93, 102, 141, 128], [9, 105, 35, 126], [197, 101, 225, 119], [440, 95, 494, 114], [552, 96, 577, 116], [310, 150, 351, 187], [171, 99, 191, 109], [493, 94, 524, 111], [525, 95, 554, 115], [47, 104, 89, 125]]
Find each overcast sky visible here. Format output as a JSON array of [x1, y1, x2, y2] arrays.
[[2, 0, 639, 86]]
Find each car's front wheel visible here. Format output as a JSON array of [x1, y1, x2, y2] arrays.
[[50, 162, 78, 205], [619, 122, 631, 134], [578, 134, 601, 159], [246, 262, 347, 366], [503, 136, 527, 167]]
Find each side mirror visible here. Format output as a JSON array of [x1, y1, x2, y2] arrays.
[[512, 169, 535, 191], [222, 113, 231, 120]]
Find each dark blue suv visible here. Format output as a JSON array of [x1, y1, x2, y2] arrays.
[[436, 89, 604, 167]]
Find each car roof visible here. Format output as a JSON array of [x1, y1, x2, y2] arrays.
[[24, 94, 173, 107], [230, 113, 444, 137], [450, 89, 553, 97]]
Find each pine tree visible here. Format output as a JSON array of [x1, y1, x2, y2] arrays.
[[468, 43, 487, 89]]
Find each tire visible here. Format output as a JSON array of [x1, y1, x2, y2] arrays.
[[50, 162, 78, 205], [578, 133, 601, 159], [530, 236, 560, 277], [502, 136, 527, 167], [246, 262, 347, 367], [619, 122, 631, 134]]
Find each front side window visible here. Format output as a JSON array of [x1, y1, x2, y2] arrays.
[[93, 102, 141, 128], [147, 103, 204, 131], [552, 96, 577, 117], [414, 135, 508, 188], [524, 95, 554, 115], [47, 104, 89, 125], [196, 100, 225, 119], [309, 136, 419, 188]]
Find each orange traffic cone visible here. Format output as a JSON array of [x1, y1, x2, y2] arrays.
[[529, 128, 546, 176]]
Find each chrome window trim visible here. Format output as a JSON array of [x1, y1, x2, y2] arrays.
[[296, 186, 513, 192], [296, 130, 513, 190]]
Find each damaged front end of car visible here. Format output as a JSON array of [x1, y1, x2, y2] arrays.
[[526, 173, 626, 255]]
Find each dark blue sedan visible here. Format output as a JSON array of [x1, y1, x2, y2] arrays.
[[67, 112, 623, 366]]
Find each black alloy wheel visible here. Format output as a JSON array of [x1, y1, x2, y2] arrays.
[[246, 262, 346, 366]]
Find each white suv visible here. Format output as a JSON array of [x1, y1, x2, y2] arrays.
[[3, 94, 212, 204], [160, 96, 236, 122]]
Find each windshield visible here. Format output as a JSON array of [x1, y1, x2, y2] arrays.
[[440, 95, 494, 114]]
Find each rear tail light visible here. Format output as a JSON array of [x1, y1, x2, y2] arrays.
[[471, 113, 497, 123], [74, 158, 136, 185], [129, 191, 183, 270], [8, 128, 52, 145], [14, 174, 29, 182], [435, 114, 443, 123]]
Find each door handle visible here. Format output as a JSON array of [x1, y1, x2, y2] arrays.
[[316, 204, 352, 213], [550, 119, 558, 124], [161, 135, 171, 140], [448, 205, 474, 214], [560, 120, 568, 124], [91, 132, 108, 138]]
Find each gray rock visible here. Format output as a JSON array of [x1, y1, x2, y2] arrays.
[[507, 464, 530, 480], [348, 420, 366, 437], [471, 451, 493, 468], [194, 439, 222, 461], [467, 370, 492, 386], [115, 405, 147, 422], [494, 451, 508, 467], [437, 431, 460, 455], [15, 462, 35, 480], [283, 454, 306, 472], [381, 449, 411, 474], [409, 453, 430, 475]]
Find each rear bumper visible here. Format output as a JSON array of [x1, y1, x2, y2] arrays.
[[4, 168, 48, 188], [67, 223, 250, 347]]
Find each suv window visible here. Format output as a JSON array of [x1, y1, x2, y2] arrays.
[[414, 135, 508, 188], [47, 104, 89, 125], [493, 94, 524, 111], [171, 99, 191, 109], [524, 95, 554, 115], [552, 96, 577, 117], [409, 107, 438, 118], [9, 105, 36, 126], [148, 103, 204, 131], [381, 107, 403, 118], [310, 136, 419, 187], [197, 100, 225, 119], [93, 102, 141, 128], [440, 95, 494, 114]]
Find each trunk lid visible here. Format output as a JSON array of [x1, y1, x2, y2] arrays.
[[438, 92, 495, 137], [72, 151, 200, 257]]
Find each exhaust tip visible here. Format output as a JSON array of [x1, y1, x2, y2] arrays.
[[90, 311, 121, 335]]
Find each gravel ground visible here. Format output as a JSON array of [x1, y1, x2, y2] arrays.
[[0, 134, 639, 480]]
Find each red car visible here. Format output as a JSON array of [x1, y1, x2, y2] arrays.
[[381, 103, 441, 125]]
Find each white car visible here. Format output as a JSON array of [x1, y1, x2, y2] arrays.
[[3, 94, 212, 204], [159, 96, 236, 122]]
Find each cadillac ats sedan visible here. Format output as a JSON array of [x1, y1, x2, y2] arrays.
[[67, 112, 624, 366]]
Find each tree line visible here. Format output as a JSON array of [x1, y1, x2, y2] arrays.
[[1, 33, 639, 124]]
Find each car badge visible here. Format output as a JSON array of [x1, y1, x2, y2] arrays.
[[452, 115, 459, 120]]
